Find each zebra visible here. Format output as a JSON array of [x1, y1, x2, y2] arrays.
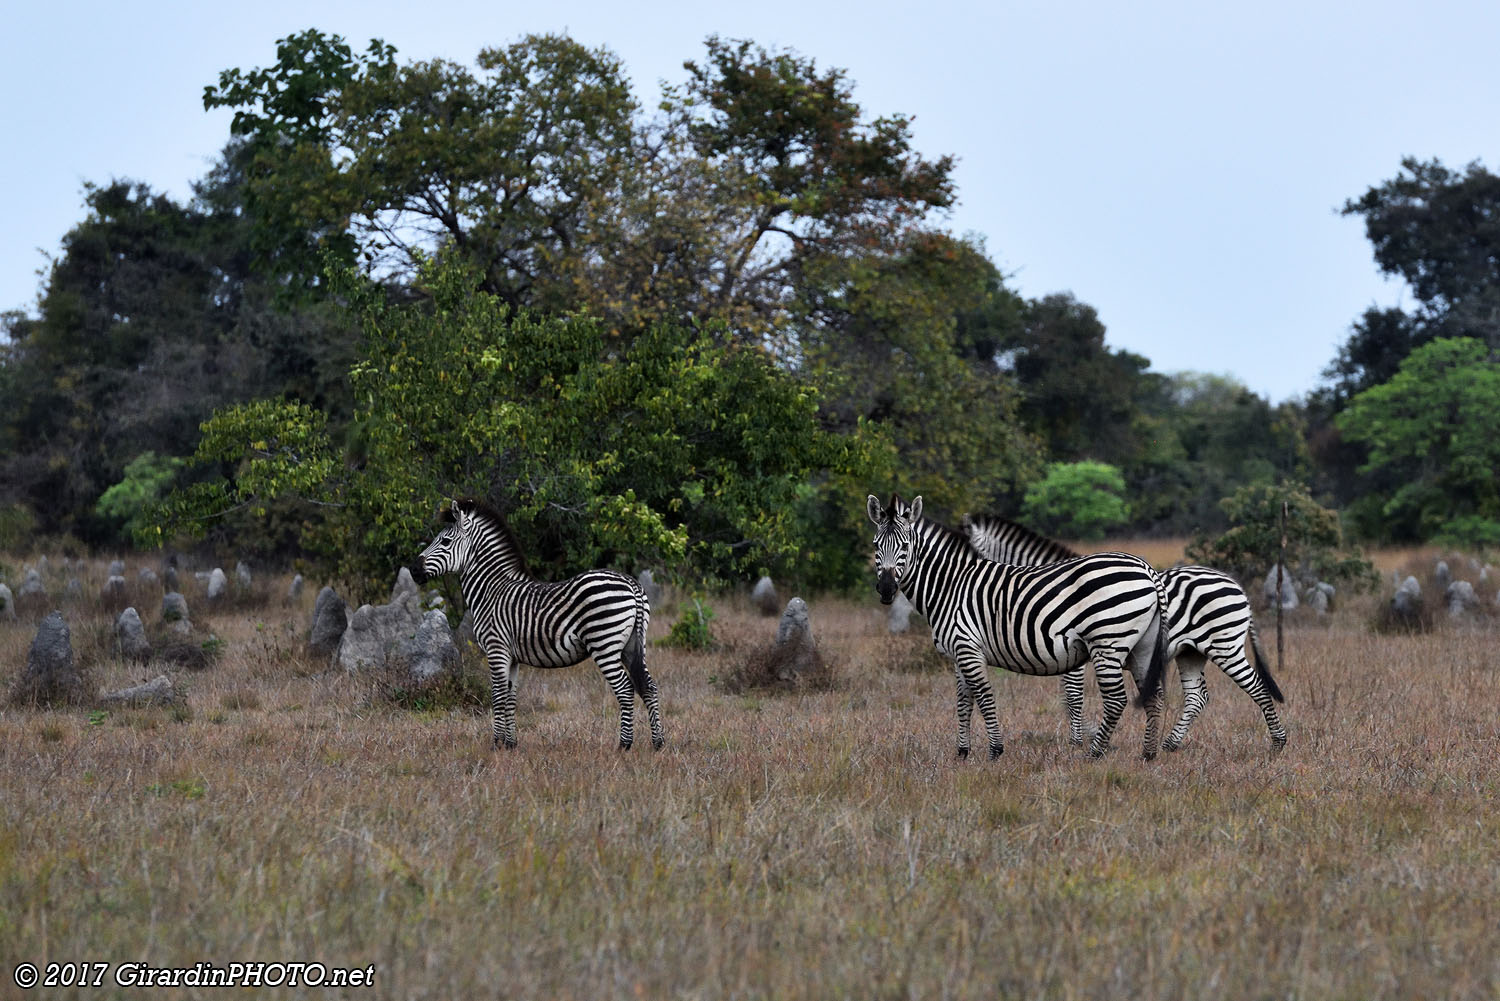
[[415, 498, 664, 751], [960, 513, 1286, 751], [867, 494, 1170, 760]]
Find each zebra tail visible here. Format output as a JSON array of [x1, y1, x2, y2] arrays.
[[1248, 619, 1286, 704], [624, 597, 651, 698], [1136, 572, 1170, 707]]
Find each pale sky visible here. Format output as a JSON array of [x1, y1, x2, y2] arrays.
[[4, 0, 1495, 402]]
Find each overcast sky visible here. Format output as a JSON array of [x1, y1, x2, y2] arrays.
[[4, 0, 1496, 402]]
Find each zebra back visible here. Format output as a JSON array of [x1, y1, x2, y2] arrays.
[[960, 513, 1080, 565]]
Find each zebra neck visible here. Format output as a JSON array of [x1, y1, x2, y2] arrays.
[[461, 531, 531, 602], [900, 521, 976, 620]]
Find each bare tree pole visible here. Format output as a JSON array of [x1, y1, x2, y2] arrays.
[[1276, 499, 1288, 675]]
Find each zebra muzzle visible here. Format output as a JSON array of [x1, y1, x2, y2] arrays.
[[876, 571, 898, 605]]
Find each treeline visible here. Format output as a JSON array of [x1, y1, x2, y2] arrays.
[[1, 31, 1497, 593]]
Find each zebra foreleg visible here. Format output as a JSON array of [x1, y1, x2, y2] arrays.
[[1164, 651, 1208, 751], [485, 646, 519, 750], [955, 652, 1003, 759], [1061, 670, 1087, 746], [952, 668, 975, 759]]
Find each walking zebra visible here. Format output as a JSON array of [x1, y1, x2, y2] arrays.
[[960, 513, 1286, 751], [868, 494, 1170, 760], [416, 498, 664, 751]]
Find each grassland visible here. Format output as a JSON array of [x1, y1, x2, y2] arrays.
[[1, 549, 1498, 1000]]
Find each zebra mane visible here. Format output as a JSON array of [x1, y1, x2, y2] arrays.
[[447, 497, 531, 576], [918, 512, 969, 549], [960, 513, 1080, 562]]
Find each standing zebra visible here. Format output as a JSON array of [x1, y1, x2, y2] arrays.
[[868, 494, 1170, 760], [416, 498, 664, 751], [961, 513, 1286, 751]]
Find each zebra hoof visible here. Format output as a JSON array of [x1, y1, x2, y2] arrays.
[[1143, 749, 1158, 762], [956, 746, 970, 760], [652, 736, 665, 751], [1163, 736, 1183, 752], [1271, 735, 1288, 752], [493, 736, 518, 751], [1087, 742, 1110, 759], [1066, 735, 1085, 747], [988, 743, 1004, 760], [618, 739, 633, 751]]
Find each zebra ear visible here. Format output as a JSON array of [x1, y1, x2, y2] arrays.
[[910, 496, 923, 522], [866, 494, 884, 527]]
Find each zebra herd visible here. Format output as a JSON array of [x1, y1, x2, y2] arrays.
[[417, 494, 1286, 759]]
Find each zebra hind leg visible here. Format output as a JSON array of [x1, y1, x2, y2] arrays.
[[1216, 644, 1288, 751], [1164, 652, 1207, 752], [1061, 670, 1087, 746], [597, 653, 639, 751], [1087, 654, 1128, 759], [623, 627, 665, 751]]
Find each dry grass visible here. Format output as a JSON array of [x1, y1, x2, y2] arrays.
[[2, 551, 1499, 999]]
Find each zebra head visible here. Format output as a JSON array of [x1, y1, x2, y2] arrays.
[[866, 493, 923, 605], [417, 500, 476, 581]]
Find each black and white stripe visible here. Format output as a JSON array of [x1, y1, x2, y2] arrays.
[[417, 498, 664, 751], [868, 494, 1170, 760], [961, 513, 1286, 751]]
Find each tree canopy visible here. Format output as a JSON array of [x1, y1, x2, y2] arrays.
[[151, 258, 865, 595], [1336, 338, 1500, 545]]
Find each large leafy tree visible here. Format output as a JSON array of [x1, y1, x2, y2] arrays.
[[203, 31, 955, 342], [1001, 293, 1155, 466], [799, 232, 1039, 513], [0, 163, 355, 545], [1186, 481, 1376, 593], [1335, 337, 1500, 545], [1314, 159, 1500, 528], [1343, 158, 1500, 326], [152, 258, 867, 595], [1320, 158, 1500, 409]]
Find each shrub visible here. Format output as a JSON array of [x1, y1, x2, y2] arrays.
[[658, 600, 716, 650]]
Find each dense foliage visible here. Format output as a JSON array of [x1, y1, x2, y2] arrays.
[[1186, 483, 1377, 593], [1020, 462, 1130, 542], [2, 29, 1496, 588], [150, 260, 860, 596]]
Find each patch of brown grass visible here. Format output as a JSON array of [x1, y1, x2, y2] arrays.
[[3, 557, 1500, 999]]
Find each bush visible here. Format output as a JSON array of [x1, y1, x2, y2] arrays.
[[1187, 481, 1377, 592], [1021, 461, 1130, 541], [717, 640, 836, 694], [658, 600, 716, 650]]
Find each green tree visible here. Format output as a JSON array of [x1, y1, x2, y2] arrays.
[[152, 258, 865, 595], [1335, 337, 1500, 544], [1021, 461, 1130, 541], [1129, 373, 1309, 535], [95, 452, 186, 543], [799, 232, 1040, 513], [204, 32, 955, 342], [1343, 158, 1500, 326], [1186, 482, 1376, 592], [1001, 293, 1154, 465], [0, 175, 354, 545]]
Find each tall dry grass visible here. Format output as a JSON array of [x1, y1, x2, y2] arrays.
[[1, 551, 1498, 1000]]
